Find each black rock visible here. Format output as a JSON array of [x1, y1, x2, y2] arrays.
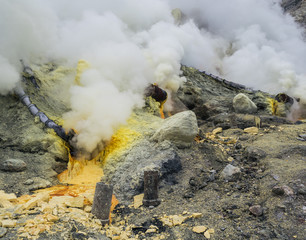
[[272, 186, 285, 196]]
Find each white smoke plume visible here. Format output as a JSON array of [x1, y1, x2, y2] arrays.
[[0, 0, 305, 152], [167, 0, 306, 99]]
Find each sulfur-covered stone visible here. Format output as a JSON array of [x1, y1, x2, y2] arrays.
[[193, 226, 207, 233], [1, 219, 17, 228], [23, 192, 50, 211]]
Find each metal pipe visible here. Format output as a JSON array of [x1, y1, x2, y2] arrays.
[[20, 95, 31, 106], [142, 170, 161, 207], [28, 104, 39, 116], [14, 85, 74, 144], [36, 112, 48, 123], [92, 182, 113, 225]]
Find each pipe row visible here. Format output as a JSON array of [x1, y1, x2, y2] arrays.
[[14, 86, 69, 142], [199, 69, 254, 92]]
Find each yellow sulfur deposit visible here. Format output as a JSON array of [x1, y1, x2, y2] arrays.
[[94, 116, 142, 165], [75, 59, 90, 85], [267, 98, 286, 117]]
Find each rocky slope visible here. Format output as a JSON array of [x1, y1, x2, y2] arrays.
[[0, 2, 306, 240], [0, 61, 305, 240]]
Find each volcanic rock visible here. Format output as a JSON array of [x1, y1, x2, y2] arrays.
[[0, 227, 7, 238], [243, 127, 259, 135], [104, 140, 182, 201], [22, 192, 50, 210], [177, 66, 273, 122], [152, 110, 198, 148], [282, 185, 294, 196], [208, 113, 292, 130], [246, 147, 267, 161], [0, 159, 27, 172], [221, 164, 241, 181], [24, 179, 34, 185], [249, 205, 263, 216], [28, 177, 52, 191], [296, 184, 306, 195], [1, 220, 17, 228], [192, 225, 207, 233], [233, 93, 257, 114], [282, 0, 306, 29], [272, 186, 285, 196]]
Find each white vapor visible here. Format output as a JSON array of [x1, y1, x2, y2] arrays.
[[167, 0, 306, 99], [0, 0, 305, 152]]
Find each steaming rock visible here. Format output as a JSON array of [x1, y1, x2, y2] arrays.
[[152, 110, 198, 148], [0, 159, 27, 172], [233, 93, 257, 114]]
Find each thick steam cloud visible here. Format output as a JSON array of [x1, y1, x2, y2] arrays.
[[1, 0, 306, 152]]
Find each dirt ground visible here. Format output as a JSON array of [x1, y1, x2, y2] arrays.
[[1, 115, 305, 240], [110, 122, 306, 240]]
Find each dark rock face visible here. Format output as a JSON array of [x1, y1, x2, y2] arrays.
[[282, 0, 306, 27], [282, 0, 303, 11], [272, 186, 285, 196], [0, 159, 27, 172], [177, 66, 276, 123]]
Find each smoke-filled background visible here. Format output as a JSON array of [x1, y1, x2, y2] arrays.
[[1, 0, 305, 152]]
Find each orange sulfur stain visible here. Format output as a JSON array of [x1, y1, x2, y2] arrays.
[[159, 100, 166, 119], [58, 157, 103, 185], [56, 154, 118, 216]]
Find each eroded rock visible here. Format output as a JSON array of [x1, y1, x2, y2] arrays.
[[0, 227, 7, 238], [233, 93, 257, 114], [249, 205, 263, 216], [221, 164, 241, 181], [0, 159, 27, 172], [152, 110, 198, 148]]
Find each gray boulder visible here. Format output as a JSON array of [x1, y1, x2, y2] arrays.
[[152, 110, 198, 148], [221, 164, 241, 181], [0, 227, 7, 238], [233, 93, 257, 114], [104, 140, 182, 201], [0, 159, 27, 172]]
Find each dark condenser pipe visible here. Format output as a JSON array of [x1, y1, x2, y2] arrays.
[[14, 85, 76, 155], [14, 86, 70, 141]]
